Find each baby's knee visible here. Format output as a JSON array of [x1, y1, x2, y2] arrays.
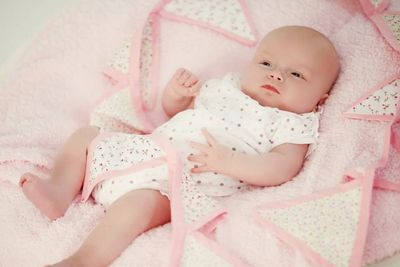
[[65, 126, 99, 154], [70, 126, 99, 144], [75, 125, 100, 138]]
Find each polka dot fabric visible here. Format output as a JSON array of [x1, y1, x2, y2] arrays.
[[82, 133, 169, 205], [90, 87, 147, 133], [382, 13, 400, 45], [88, 134, 164, 179], [361, 0, 400, 53], [258, 186, 362, 267], [92, 164, 169, 208], [139, 16, 156, 109], [180, 170, 223, 225], [345, 78, 399, 118], [193, 73, 320, 151], [108, 38, 131, 75], [164, 0, 256, 42], [155, 73, 320, 197], [85, 73, 320, 207], [271, 112, 320, 148]]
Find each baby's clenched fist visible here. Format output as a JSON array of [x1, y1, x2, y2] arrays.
[[167, 68, 201, 98]]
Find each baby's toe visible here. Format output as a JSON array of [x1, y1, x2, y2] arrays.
[[19, 172, 38, 187]]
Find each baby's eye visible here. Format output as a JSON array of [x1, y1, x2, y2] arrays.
[[261, 61, 272, 67], [291, 72, 303, 79]]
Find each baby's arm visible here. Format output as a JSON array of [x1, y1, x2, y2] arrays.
[[221, 143, 308, 186], [162, 68, 201, 117], [188, 129, 308, 186]]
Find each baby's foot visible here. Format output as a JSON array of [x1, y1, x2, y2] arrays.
[[19, 173, 69, 220]]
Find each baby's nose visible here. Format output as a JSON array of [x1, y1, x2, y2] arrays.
[[268, 72, 283, 81]]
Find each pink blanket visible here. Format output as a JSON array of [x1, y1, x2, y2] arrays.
[[1, 0, 400, 266]]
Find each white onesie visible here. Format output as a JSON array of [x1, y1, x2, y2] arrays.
[[81, 73, 320, 207]]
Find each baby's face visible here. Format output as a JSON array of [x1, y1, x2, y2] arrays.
[[241, 26, 340, 114]]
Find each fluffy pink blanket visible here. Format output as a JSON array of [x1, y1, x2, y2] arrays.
[[0, 0, 399, 266]]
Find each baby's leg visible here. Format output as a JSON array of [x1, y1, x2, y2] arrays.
[[19, 126, 99, 220], [48, 189, 171, 267]]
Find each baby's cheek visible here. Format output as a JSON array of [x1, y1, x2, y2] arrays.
[[240, 78, 251, 91], [240, 70, 258, 89], [287, 95, 316, 113]]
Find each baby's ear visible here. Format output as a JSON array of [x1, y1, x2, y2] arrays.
[[317, 93, 329, 106]]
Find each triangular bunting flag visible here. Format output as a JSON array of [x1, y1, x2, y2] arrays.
[[179, 170, 225, 225], [372, 102, 400, 191], [255, 176, 373, 267], [140, 0, 258, 110], [359, 0, 400, 52], [344, 76, 399, 121], [100, 0, 259, 132], [160, 0, 258, 45], [380, 13, 400, 50], [90, 87, 151, 132], [139, 15, 158, 110], [103, 38, 131, 84]]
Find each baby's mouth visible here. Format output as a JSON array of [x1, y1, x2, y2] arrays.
[[261, 84, 280, 94]]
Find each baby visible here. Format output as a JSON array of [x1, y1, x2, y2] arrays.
[[19, 25, 340, 266]]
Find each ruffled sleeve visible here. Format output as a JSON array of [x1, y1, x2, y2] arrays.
[[269, 110, 320, 149]]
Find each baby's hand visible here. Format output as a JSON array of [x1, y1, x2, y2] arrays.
[[188, 128, 233, 174], [167, 68, 201, 98]]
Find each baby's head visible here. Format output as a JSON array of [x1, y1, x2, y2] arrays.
[[241, 25, 340, 114]]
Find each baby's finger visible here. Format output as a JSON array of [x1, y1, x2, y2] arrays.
[[201, 128, 217, 146], [184, 85, 200, 97], [174, 68, 185, 81], [184, 76, 198, 87], [187, 153, 207, 163], [178, 85, 196, 97], [191, 164, 209, 173], [179, 70, 192, 85], [190, 82, 202, 95], [189, 141, 210, 153]]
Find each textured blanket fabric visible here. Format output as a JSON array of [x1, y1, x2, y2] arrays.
[[0, 0, 399, 266]]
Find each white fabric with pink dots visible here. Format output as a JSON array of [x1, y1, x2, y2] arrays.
[[258, 186, 362, 267], [154, 73, 320, 196], [86, 73, 320, 207], [163, 0, 256, 42], [346, 79, 399, 118]]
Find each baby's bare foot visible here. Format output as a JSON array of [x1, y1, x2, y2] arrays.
[[19, 173, 70, 220]]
